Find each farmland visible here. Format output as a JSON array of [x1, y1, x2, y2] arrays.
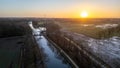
[[0, 18, 44, 68], [54, 18, 120, 39]]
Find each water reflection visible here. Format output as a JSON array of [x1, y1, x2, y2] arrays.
[[35, 36, 72, 68]]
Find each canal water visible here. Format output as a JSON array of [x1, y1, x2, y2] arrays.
[[29, 22, 73, 68], [35, 35, 72, 68]]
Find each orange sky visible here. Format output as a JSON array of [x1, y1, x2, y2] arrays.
[[0, 0, 120, 18]]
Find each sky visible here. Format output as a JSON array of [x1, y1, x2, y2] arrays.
[[0, 0, 120, 18]]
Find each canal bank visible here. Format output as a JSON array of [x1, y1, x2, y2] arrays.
[[35, 35, 73, 68], [44, 34, 79, 68]]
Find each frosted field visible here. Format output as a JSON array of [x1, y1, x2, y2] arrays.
[[81, 24, 118, 29], [62, 29, 120, 68]]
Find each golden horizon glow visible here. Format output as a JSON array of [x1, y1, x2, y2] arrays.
[[80, 11, 88, 18], [0, 0, 120, 18]]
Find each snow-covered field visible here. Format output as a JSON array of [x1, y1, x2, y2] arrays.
[[62, 30, 120, 68], [81, 24, 119, 29]]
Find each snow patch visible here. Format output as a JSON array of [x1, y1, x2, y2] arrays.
[[95, 24, 118, 29]]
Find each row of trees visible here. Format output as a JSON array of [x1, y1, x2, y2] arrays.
[[46, 22, 110, 68], [0, 20, 31, 38]]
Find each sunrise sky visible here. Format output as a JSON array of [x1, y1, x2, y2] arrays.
[[0, 0, 120, 18]]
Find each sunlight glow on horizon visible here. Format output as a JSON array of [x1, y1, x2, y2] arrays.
[[80, 11, 88, 18]]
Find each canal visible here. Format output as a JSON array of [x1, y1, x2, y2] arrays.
[[29, 21, 73, 68]]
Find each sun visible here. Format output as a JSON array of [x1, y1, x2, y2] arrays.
[[80, 11, 88, 18]]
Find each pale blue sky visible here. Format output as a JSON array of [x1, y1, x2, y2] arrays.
[[0, 0, 120, 18]]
